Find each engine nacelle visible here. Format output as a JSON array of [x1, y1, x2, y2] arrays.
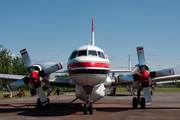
[[32, 64, 45, 72], [131, 64, 151, 75]]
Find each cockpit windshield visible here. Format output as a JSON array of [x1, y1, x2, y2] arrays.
[[88, 50, 97, 56], [70, 50, 107, 59], [77, 50, 87, 56]]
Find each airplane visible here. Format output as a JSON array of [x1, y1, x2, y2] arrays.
[[1, 18, 180, 114]]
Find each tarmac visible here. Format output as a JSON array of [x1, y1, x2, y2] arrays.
[[0, 92, 180, 120]]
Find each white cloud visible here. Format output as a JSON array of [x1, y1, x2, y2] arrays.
[[32, 59, 45, 62], [50, 53, 59, 56], [145, 54, 159, 56], [11, 53, 18, 58], [43, 62, 56, 66], [146, 58, 161, 61]]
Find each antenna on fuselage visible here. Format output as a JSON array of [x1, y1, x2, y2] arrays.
[[91, 18, 94, 46], [86, 40, 91, 45]]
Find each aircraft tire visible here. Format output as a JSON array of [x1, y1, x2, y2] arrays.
[[141, 97, 145, 109], [37, 98, 42, 110], [45, 98, 50, 110], [151, 91, 153, 95], [83, 104, 88, 115], [89, 104, 93, 115], [132, 97, 138, 109]]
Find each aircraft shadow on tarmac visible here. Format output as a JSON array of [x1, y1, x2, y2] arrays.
[[95, 107, 180, 112], [106, 94, 130, 96], [1, 103, 180, 116]]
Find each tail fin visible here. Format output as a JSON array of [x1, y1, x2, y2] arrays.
[[91, 18, 94, 45]]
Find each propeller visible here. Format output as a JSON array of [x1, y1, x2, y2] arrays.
[[116, 46, 175, 107], [6, 49, 63, 106], [136, 46, 152, 106]]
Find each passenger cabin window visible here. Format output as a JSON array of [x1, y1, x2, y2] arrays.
[[88, 50, 97, 56], [77, 50, 87, 56]]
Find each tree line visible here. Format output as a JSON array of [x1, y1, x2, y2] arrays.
[[0, 44, 28, 89]]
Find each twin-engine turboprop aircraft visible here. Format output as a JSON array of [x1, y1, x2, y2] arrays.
[[1, 18, 180, 114]]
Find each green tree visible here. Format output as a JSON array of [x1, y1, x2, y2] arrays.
[[0, 44, 28, 90], [0, 44, 13, 74], [55, 74, 70, 78], [12, 57, 28, 75]]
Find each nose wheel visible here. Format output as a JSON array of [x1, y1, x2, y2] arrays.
[[83, 103, 93, 115], [132, 90, 146, 109]]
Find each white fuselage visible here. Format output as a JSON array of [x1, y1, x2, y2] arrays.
[[67, 45, 110, 87]]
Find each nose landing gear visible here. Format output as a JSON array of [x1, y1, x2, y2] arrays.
[[83, 103, 93, 115], [132, 90, 146, 109], [83, 86, 93, 115]]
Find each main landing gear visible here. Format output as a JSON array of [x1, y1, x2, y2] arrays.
[[132, 90, 145, 109], [83, 103, 93, 115], [37, 98, 50, 110]]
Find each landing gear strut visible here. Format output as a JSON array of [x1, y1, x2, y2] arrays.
[[132, 90, 145, 109], [83, 86, 93, 115]]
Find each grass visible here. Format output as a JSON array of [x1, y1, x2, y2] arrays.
[[0, 89, 75, 100], [115, 87, 180, 93], [1, 87, 180, 100]]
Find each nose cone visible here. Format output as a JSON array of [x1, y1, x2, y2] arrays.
[[71, 74, 107, 86], [139, 71, 150, 82]]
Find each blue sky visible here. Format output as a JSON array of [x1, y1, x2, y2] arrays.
[[1, 0, 180, 73]]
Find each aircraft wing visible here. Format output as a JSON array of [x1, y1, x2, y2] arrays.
[[0, 74, 25, 82], [0, 73, 75, 88], [54, 70, 68, 73], [152, 74, 180, 83], [110, 74, 180, 87], [49, 77, 75, 87], [155, 79, 180, 84]]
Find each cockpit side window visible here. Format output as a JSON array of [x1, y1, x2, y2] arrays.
[[98, 51, 101, 58], [70, 51, 78, 59], [88, 50, 97, 56], [101, 52, 105, 58], [70, 52, 74, 59], [77, 50, 87, 56]]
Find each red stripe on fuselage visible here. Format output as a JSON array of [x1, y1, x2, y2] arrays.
[[68, 62, 110, 69]]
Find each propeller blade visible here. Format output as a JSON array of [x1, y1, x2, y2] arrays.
[[143, 87, 152, 106], [136, 46, 146, 66], [150, 68, 175, 79], [115, 75, 134, 84], [39, 63, 63, 77], [20, 49, 33, 73], [6, 77, 30, 91], [36, 86, 49, 106]]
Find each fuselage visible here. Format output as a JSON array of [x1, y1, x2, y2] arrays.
[[67, 45, 110, 86]]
